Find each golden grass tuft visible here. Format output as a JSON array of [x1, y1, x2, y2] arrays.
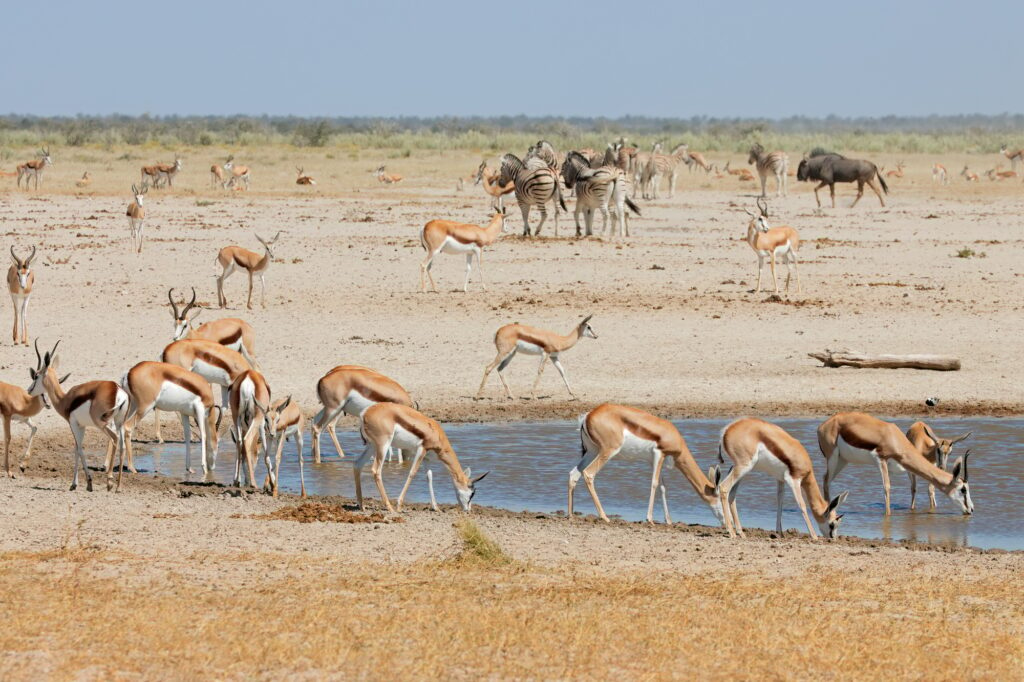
[[454, 518, 513, 566]]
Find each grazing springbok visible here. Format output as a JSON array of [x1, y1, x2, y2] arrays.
[[375, 166, 403, 184], [126, 183, 148, 254], [748, 144, 789, 198], [744, 198, 801, 294], [884, 161, 906, 179], [905, 422, 970, 510], [122, 361, 221, 476], [210, 163, 226, 188], [999, 145, 1023, 171], [718, 418, 848, 539], [155, 156, 183, 188], [215, 232, 280, 309], [419, 207, 506, 293], [75, 171, 91, 188], [571, 403, 725, 525], [310, 365, 414, 462], [224, 156, 251, 189], [796, 150, 888, 208], [474, 162, 516, 210], [961, 165, 979, 182], [356, 402, 487, 513], [28, 340, 130, 492], [8, 246, 36, 345], [17, 148, 52, 190], [932, 163, 949, 184], [818, 412, 974, 516], [264, 396, 305, 496], [168, 288, 259, 369], [0, 379, 44, 477], [477, 316, 597, 400], [683, 145, 713, 173], [499, 153, 565, 236], [295, 167, 316, 185], [228, 369, 273, 490]]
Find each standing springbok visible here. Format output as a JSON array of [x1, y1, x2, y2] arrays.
[[718, 418, 848, 539], [8, 246, 36, 345], [0, 378, 44, 477], [932, 163, 949, 184], [264, 396, 305, 496], [228, 369, 273, 490], [215, 232, 280, 309], [27, 340, 130, 492], [818, 412, 974, 516], [17, 148, 52, 190], [310, 365, 414, 462], [499, 153, 565, 236], [748, 144, 789, 198], [477, 316, 596, 400], [122, 361, 221, 476], [905, 422, 970, 510], [999, 145, 1023, 172], [126, 183, 148, 254], [375, 166, 403, 184], [419, 207, 506, 293], [210, 163, 226, 188], [141, 162, 163, 187], [570, 403, 725, 525], [474, 162, 516, 211], [295, 167, 316, 185], [744, 198, 801, 294], [168, 288, 260, 369], [156, 156, 183, 188], [224, 156, 251, 190], [356, 402, 487, 513]]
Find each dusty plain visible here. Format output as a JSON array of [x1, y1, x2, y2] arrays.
[[0, 147, 1021, 679]]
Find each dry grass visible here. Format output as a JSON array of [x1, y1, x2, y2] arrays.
[[453, 517, 513, 566], [0, 545, 1020, 681]]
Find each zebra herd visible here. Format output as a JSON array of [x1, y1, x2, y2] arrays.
[[476, 140, 789, 238]]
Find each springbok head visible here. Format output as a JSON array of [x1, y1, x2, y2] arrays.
[[455, 467, 489, 511], [578, 314, 598, 340], [10, 246, 36, 289], [945, 449, 975, 515], [40, 147, 52, 165], [820, 491, 850, 539], [256, 232, 282, 259], [27, 339, 70, 408], [169, 287, 201, 340], [921, 424, 971, 471], [745, 198, 771, 232]]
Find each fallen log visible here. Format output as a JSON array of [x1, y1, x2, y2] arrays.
[[808, 350, 960, 371]]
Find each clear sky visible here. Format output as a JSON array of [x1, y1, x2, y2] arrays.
[[6, 1, 1022, 118]]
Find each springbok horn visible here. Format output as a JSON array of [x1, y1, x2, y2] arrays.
[[10, 246, 18, 264], [34, 338, 42, 368], [27, 245, 36, 265], [168, 288, 180, 318]]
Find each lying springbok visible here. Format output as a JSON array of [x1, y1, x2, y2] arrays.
[[718, 418, 848, 539], [0, 378, 44, 477], [932, 163, 949, 184], [28, 340, 130, 492], [215, 232, 281, 309], [17, 148, 52, 190], [168, 288, 259, 369], [419, 207, 506, 292], [375, 166, 403, 184], [75, 171, 92, 188], [296, 167, 316, 186], [8, 246, 36, 345], [961, 165, 979, 182], [905, 422, 970, 510], [310, 365, 414, 462], [477, 316, 597, 400], [986, 166, 1017, 181], [723, 161, 755, 181], [356, 402, 487, 512], [884, 161, 906, 178], [126, 183, 148, 253], [818, 412, 974, 516], [571, 403, 725, 525], [744, 198, 800, 294]]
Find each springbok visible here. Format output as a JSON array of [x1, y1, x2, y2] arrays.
[[356, 402, 487, 513], [570, 403, 724, 525], [75, 171, 92, 188], [474, 162, 515, 210], [818, 412, 974, 516], [224, 156, 251, 189], [8, 246, 36, 345], [295, 167, 316, 186], [215, 232, 281, 309], [126, 183, 148, 254], [884, 161, 906, 179], [718, 418, 848, 539], [141, 162, 163, 187], [960, 165, 979, 182], [724, 161, 755, 181], [986, 167, 1017, 181], [27, 340, 130, 492], [156, 156, 183, 188], [228, 369, 274, 490], [999, 145, 1023, 171], [0, 379, 44, 477], [905, 422, 970, 510], [210, 163, 226, 188], [310, 365, 414, 462], [932, 163, 949, 184], [168, 288, 259, 369], [477, 316, 596, 400], [419, 207, 506, 293], [17, 148, 52, 190], [375, 166, 403, 184], [264, 396, 305, 496], [744, 198, 800, 294]]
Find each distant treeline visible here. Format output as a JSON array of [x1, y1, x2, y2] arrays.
[[2, 114, 1023, 154]]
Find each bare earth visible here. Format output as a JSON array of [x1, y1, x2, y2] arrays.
[[0, 150, 1021, 678]]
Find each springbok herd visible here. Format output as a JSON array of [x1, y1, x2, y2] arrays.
[[0, 138, 997, 539]]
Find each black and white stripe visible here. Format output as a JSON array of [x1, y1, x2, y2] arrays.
[[562, 152, 640, 238], [642, 143, 687, 199], [748, 143, 789, 198], [500, 153, 566, 237]]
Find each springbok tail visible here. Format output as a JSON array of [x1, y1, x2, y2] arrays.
[[238, 343, 262, 371]]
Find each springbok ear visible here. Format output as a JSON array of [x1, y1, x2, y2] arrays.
[[50, 354, 60, 370], [471, 471, 489, 485], [709, 465, 721, 490], [827, 491, 850, 514], [745, 209, 756, 217], [280, 395, 292, 411], [922, 423, 940, 445], [950, 457, 963, 481], [188, 307, 202, 322], [581, 314, 593, 325]]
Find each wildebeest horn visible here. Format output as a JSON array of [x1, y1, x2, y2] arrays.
[[168, 288, 180, 318]]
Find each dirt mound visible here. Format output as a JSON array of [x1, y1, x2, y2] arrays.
[[243, 502, 403, 524]]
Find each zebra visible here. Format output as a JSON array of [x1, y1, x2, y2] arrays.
[[643, 143, 688, 199], [561, 152, 640, 238], [748, 143, 789, 198], [527, 140, 560, 170], [499, 153, 566, 237]]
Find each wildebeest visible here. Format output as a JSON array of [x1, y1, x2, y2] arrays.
[[796, 150, 888, 208]]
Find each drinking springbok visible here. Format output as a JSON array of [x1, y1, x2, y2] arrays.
[[570, 403, 725, 525], [718, 418, 848, 539], [419, 207, 506, 293], [477, 316, 597, 400], [228, 369, 273, 490], [356, 402, 487, 513], [28, 340, 130, 492], [264, 396, 305, 496], [17, 148, 52, 190], [8, 246, 36, 345], [744, 198, 801, 294], [0, 378, 44, 477], [818, 412, 974, 516], [310, 365, 414, 462], [126, 183, 148, 253], [904, 422, 970, 510], [215, 232, 281, 309]]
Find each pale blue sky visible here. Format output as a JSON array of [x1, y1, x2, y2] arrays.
[[6, 1, 1022, 118]]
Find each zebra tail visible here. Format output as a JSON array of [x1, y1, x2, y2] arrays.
[[555, 180, 567, 213], [625, 196, 641, 216]]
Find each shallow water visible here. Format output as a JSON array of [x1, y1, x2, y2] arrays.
[[131, 417, 1023, 550]]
